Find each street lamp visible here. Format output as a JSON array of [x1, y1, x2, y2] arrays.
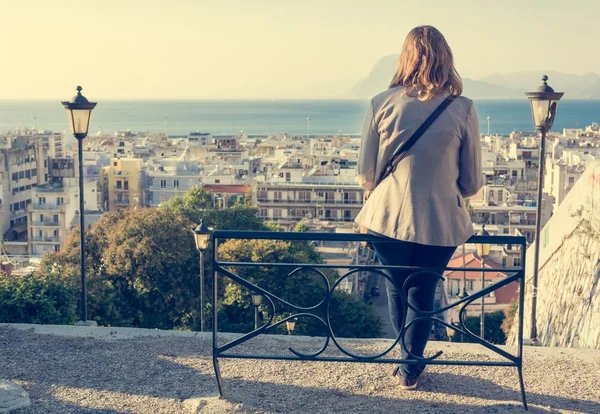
[[62, 86, 97, 326], [193, 219, 213, 332], [251, 293, 262, 330], [525, 75, 564, 344], [475, 224, 491, 340], [286, 318, 297, 335]]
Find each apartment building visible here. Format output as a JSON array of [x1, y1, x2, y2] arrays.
[[146, 157, 202, 207], [0, 135, 50, 240], [544, 158, 585, 209], [100, 158, 144, 210], [27, 179, 78, 255]]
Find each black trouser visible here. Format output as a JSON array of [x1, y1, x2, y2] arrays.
[[372, 236, 456, 378]]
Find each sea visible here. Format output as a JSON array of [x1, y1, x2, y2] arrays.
[[0, 99, 599, 137]]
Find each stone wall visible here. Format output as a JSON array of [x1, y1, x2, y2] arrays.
[[509, 161, 600, 348]]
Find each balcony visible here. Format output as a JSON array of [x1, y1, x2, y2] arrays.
[[30, 203, 64, 211], [29, 236, 61, 243], [113, 186, 130, 191], [257, 198, 362, 205], [10, 210, 27, 218], [30, 220, 60, 227]]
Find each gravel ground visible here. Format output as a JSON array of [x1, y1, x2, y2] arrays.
[[1, 324, 599, 414]]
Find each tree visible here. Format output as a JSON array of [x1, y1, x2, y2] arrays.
[[462, 311, 507, 344], [39, 208, 201, 330], [0, 272, 77, 324], [161, 187, 215, 224]]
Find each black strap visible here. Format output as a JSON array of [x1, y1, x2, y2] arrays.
[[378, 95, 455, 183]]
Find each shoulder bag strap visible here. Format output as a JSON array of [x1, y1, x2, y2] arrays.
[[378, 95, 456, 184]]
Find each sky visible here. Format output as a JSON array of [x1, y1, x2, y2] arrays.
[[0, 0, 598, 99]]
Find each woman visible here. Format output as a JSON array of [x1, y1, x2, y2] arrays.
[[355, 25, 482, 390]]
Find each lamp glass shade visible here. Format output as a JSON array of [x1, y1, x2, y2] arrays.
[[193, 233, 211, 251], [65, 108, 93, 136], [286, 319, 296, 332], [476, 242, 491, 258], [192, 222, 212, 251], [529, 99, 560, 131], [251, 293, 262, 307], [446, 326, 455, 338]]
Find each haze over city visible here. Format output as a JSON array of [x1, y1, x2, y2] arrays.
[[1, 0, 599, 100]]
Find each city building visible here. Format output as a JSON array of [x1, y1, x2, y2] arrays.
[[101, 158, 144, 211]]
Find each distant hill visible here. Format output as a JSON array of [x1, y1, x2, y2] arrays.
[[351, 56, 600, 99]]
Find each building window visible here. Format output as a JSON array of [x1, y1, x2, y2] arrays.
[[53, 214, 59, 223], [273, 209, 281, 218], [467, 281, 474, 290], [174, 180, 179, 189], [124, 194, 129, 203], [40, 214, 44, 222], [116, 181, 122, 189], [259, 208, 267, 217], [514, 258, 521, 267], [215, 179, 220, 184], [114, 162, 118, 166], [160, 180, 166, 189], [124, 181, 129, 190], [117, 194, 123, 203]]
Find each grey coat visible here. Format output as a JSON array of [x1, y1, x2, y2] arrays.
[[355, 87, 483, 247]]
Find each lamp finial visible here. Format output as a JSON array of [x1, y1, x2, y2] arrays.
[[76, 86, 83, 94], [541, 75, 548, 84]]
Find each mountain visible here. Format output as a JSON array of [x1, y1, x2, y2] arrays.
[[482, 71, 600, 97], [351, 54, 397, 98], [351, 56, 600, 99]]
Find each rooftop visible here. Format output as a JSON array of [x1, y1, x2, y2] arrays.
[[1, 324, 599, 413]]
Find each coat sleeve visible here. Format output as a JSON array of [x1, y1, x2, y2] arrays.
[[457, 101, 483, 197], [357, 99, 380, 191]]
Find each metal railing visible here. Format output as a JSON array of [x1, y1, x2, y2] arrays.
[[30, 203, 64, 210], [257, 198, 362, 205], [30, 221, 60, 226], [211, 231, 528, 409], [29, 236, 60, 242]]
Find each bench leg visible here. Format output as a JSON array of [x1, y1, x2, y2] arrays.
[[213, 356, 225, 398], [518, 365, 528, 410]]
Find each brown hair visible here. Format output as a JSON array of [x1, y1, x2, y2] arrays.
[[389, 26, 463, 101]]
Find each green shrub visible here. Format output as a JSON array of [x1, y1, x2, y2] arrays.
[[0, 272, 77, 325]]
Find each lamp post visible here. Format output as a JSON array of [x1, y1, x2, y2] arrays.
[[62, 86, 97, 326], [475, 224, 491, 340], [193, 219, 213, 332], [251, 293, 262, 330], [525, 76, 564, 344], [457, 243, 468, 299]]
